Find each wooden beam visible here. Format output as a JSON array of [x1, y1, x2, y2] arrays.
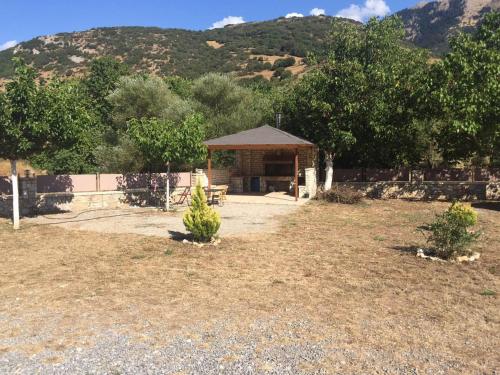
[[294, 148, 299, 201], [207, 149, 212, 198]]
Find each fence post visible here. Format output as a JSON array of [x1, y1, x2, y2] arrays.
[[96, 172, 101, 192]]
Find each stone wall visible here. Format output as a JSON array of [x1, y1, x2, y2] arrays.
[[0, 184, 189, 218], [335, 181, 500, 201]]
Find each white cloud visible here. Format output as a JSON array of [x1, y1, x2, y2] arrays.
[[210, 16, 245, 29], [0, 40, 18, 51], [336, 0, 390, 22], [310, 8, 326, 16], [285, 12, 304, 18]]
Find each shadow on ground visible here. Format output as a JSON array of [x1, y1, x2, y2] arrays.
[[472, 201, 500, 212]]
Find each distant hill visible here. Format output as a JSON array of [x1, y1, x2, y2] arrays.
[[0, 16, 348, 82], [1, 1, 498, 83], [397, 0, 500, 53]]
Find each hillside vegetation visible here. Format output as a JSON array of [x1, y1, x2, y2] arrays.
[[0, 16, 346, 81]]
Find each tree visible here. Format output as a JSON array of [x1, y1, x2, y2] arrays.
[[108, 75, 192, 129], [0, 59, 46, 229], [106, 75, 195, 172], [183, 183, 221, 242], [192, 73, 272, 138], [83, 57, 128, 126], [428, 12, 500, 164], [128, 114, 206, 210], [280, 17, 430, 189], [30, 80, 101, 174]]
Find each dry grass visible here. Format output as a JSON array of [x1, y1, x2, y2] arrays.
[[0, 200, 498, 372], [0, 159, 43, 176]]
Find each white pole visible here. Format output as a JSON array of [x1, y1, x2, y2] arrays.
[[324, 151, 334, 191], [10, 159, 20, 230], [166, 162, 170, 211]]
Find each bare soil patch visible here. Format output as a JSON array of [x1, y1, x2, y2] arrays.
[[0, 200, 498, 373], [206, 40, 224, 49]]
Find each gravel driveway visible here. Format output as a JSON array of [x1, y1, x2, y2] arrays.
[[24, 199, 303, 238], [0, 313, 461, 375]]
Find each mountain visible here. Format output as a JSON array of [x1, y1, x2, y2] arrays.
[[397, 0, 500, 53], [1, 1, 498, 82], [0, 16, 348, 82]]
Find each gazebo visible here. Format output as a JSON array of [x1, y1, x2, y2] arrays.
[[204, 125, 317, 201]]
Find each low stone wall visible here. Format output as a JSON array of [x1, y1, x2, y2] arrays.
[[0, 187, 188, 217], [336, 181, 500, 201]]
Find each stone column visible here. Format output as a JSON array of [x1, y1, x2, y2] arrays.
[[305, 167, 317, 198], [194, 169, 208, 187], [20, 174, 37, 216], [411, 170, 424, 183]]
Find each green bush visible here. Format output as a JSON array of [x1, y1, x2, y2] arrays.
[[423, 202, 481, 260], [183, 183, 221, 242], [271, 57, 296, 70], [315, 185, 364, 204]]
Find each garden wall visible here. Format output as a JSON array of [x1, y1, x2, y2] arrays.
[[330, 168, 500, 201], [0, 172, 192, 217]]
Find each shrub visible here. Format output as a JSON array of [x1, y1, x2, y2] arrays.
[[271, 57, 296, 70], [423, 202, 481, 260], [315, 185, 364, 204], [183, 183, 221, 242]]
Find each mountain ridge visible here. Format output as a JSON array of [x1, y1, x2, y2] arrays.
[[396, 0, 500, 53], [0, 1, 498, 81]]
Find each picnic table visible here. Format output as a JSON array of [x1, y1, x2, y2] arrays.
[[204, 186, 228, 206]]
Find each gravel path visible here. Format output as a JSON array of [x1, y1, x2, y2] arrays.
[[23, 201, 300, 238], [0, 314, 463, 375]]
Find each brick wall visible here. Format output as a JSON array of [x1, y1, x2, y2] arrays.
[[235, 148, 316, 177]]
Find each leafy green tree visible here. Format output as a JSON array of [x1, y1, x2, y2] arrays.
[[30, 80, 101, 174], [83, 57, 128, 126], [0, 59, 47, 229], [428, 12, 500, 164], [192, 73, 273, 138], [94, 134, 144, 173], [128, 114, 206, 210], [280, 17, 430, 189]]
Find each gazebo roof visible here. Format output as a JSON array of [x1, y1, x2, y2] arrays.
[[204, 125, 314, 150]]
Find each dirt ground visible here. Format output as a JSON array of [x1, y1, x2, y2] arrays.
[[0, 199, 499, 373]]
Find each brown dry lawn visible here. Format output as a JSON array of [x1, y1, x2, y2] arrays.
[[0, 199, 499, 372]]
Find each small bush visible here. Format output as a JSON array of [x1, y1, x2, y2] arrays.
[[315, 185, 364, 204], [422, 202, 481, 260], [183, 183, 221, 242], [271, 57, 296, 70]]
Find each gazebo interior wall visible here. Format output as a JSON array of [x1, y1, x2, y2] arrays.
[[234, 149, 316, 178]]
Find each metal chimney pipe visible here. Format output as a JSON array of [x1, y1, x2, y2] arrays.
[[275, 112, 282, 129]]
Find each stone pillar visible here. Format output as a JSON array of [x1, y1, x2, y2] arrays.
[[411, 170, 424, 183], [193, 169, 208, 187], [20, 174, 37, 216], [305, 167, 317, 198]]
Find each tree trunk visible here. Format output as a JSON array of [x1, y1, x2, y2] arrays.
[[324, 151, 334, 191], [10, 160, 20, 230], [165, 162, 171, 211]]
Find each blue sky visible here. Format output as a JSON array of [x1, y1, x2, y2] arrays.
[[1, 0, 417, 50]]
